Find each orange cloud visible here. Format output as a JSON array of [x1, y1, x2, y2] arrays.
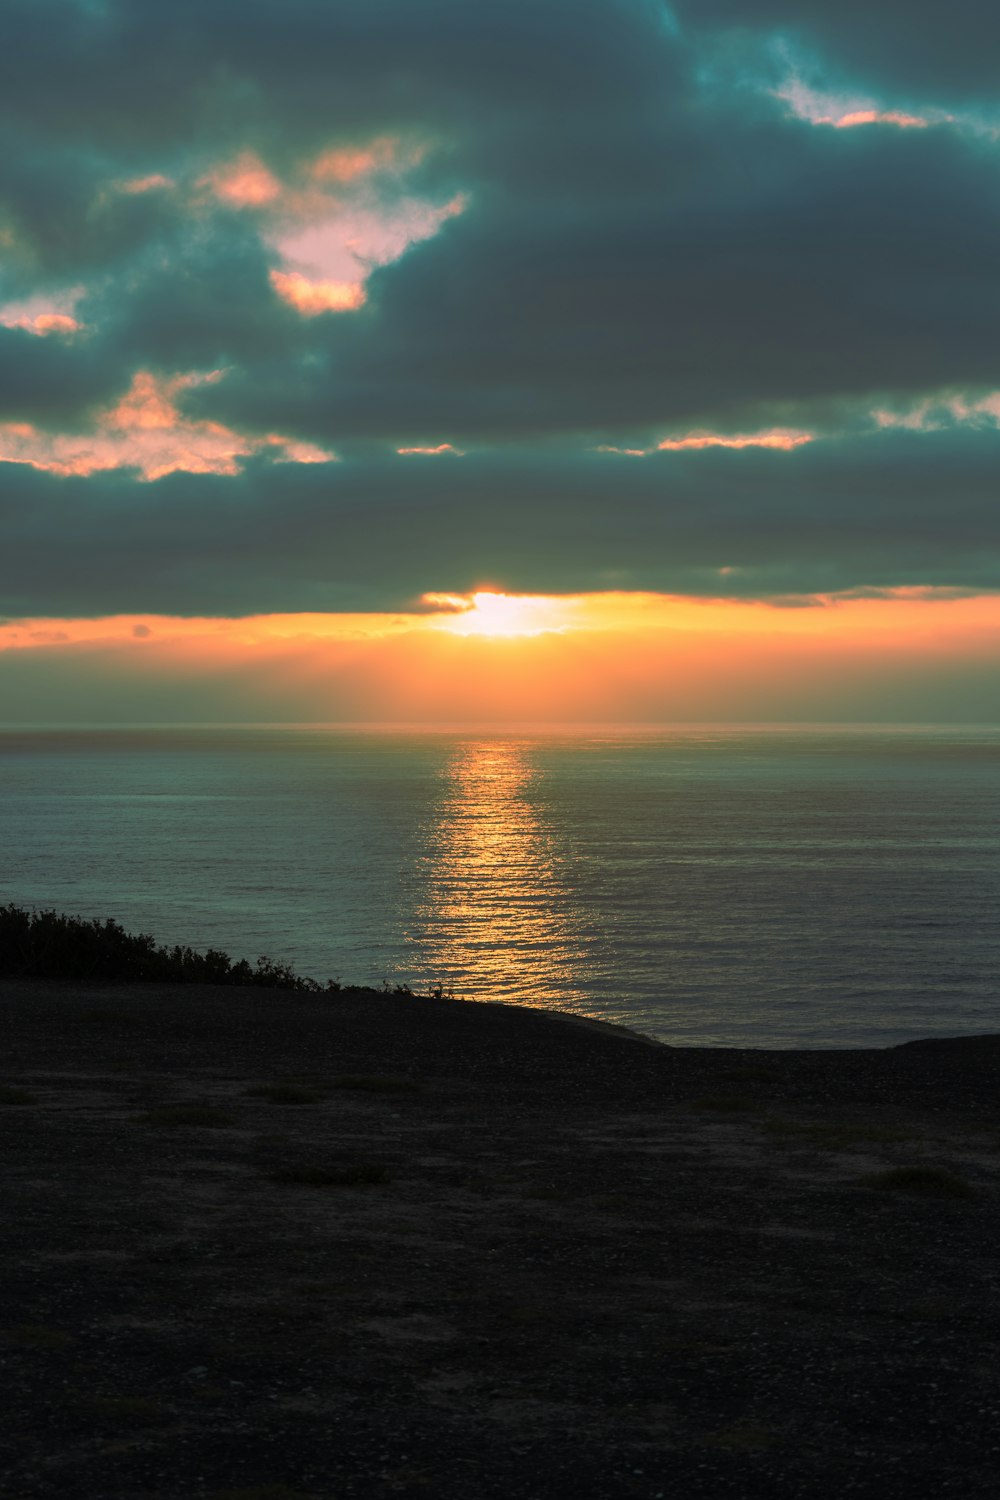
[[776, 83, 939, 133], [0, 311, 80, 336], [310, 136, 411, 183], [269, 269, 366, 315], [596, 430, 813, 456], [397, 443, 464, 456], [33, 313, 80, 335], [656, 430, 813, 452], [832, 109, 928, 129], [199, 152, 282, 207], [0, 369, 336, 480], [117, 173, 175, 195]]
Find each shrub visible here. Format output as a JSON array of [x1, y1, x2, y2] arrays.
[[0, 903, 423, 995], [859, 1165, 975, 1199]]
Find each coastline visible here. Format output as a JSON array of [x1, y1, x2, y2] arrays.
[[4, 978, 999, 1498]]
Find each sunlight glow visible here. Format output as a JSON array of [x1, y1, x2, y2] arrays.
[[4, 591, 999, 725], [425, 591, 576, 638]]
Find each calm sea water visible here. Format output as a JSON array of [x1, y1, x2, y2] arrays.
[[2, 725, 998, 1048]]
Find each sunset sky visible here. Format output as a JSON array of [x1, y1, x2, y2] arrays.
[[2, 0, 998, 723]]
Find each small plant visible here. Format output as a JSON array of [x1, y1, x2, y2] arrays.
[[0, 1085, 36, 1105], [859, 1166, 975, 1199], [138, 1105, 234, 1128], [3, 1324, 71, 1349]]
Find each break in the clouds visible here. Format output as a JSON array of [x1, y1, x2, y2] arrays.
[[1, 0, 999, 617]]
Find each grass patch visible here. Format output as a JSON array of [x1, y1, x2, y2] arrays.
[[81, 1006, 138, 1025], [138, 1105, 235, 1128], [0, 1085, 37, 1105], [330, 1073, 422, 1094], [859, 1166, 975, 1199], [268, 1161, 390, 1187], [245, 1083, 322, 1105], [3, 1324, 71, 1349]]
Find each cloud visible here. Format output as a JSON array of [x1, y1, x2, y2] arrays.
[[2, 426, 999, 619], [0, 3, 998, 621], [672, 2, 1000, 111], [0, 369, 335, 480], [268, 270, 366, 315]]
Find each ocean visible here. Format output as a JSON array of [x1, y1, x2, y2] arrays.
[[2, 724, 998, 1048]]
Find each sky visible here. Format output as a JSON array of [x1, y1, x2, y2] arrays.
[[1, 0, 998, 723]]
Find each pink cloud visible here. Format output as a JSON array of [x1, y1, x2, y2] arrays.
[[0, 369, 336, 480], [1, 288, 85, 337], [270, 194, 466, 289]]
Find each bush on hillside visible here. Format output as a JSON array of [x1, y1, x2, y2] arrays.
[[0, 903, 341, 990]]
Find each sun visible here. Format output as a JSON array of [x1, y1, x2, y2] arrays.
[[429, 590, 572, 638]]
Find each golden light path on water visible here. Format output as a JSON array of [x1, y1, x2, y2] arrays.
[[408, 739, 590, 1010]]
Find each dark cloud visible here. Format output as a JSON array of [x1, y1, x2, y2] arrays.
[[0, 2, 998, 614], [2, 429, 998, 617], [672, 3, 1000, 110], [0, 326, 124, 427], [190, 122, 1000, 445]]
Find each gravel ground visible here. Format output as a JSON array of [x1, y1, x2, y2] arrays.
[[2, 979, 1000, 1499]]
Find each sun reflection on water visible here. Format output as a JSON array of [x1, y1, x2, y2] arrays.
[[408, 740, 589, 1008]]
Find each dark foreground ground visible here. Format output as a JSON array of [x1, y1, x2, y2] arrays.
[[2, 981, 999, 1500]]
